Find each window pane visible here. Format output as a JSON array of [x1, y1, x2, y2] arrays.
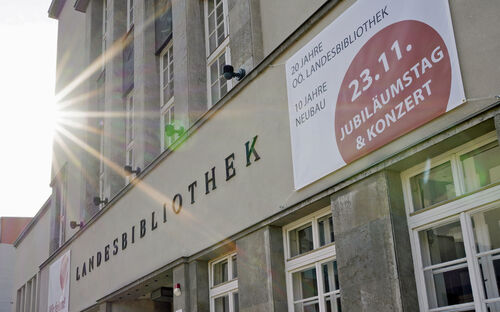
[[208, 13, 215, 34], [294, 301, 319, 312], [478, 254, 500, 299], [162, 53, 169, 71], [216, 4, 224, 23], [208, 0, 214, 14], [461, 142, 500, 192], [213, 259, 228, 286], [324, 295, 341, 312], [233, 293, 239, 312], [487, 303, 500, 311], [410, 161, 455, 211], [473, 207, 500, 252], [214, 295, 229, 312], [318, 215, 334, 247], [220, 81, 227, 98], [209, 34, 216, 54], [217, 24, 225, 46], [210, 61, 219, 84], [425, 266, 473, 308], [289, 223, 313, 257], [420, 221, 465, 266], [211, 83, 219, 105], [322, 261, 339, 293], [232, 255, 237, 279], [218, 53, 226, 71], [292, 267, 318, 301]]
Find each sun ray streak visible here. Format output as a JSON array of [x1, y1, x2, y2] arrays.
[[55, 125, 173, 206]]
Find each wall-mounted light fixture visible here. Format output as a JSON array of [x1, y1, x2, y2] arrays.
[[165, 124, 184, 137], [173, 283, 181, 297], [93, 196, 108, 206], [124, 165, 141, 176], [223, 65, 246, 81], [70, 221, 84, 229]]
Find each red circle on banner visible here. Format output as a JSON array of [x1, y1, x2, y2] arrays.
[[335, 20, 451, 163], [60, 254, 69, 290]]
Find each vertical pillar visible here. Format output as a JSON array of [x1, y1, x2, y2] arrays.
[[98, 302, 111, 312], [228, 0, 264, 71], [104, 0, 127, 198], [236, 226, 287, 312], [171, 0, 207, 126], [188, 260, 209, 312], [82, 0, 105, 221], [134, 0, 161, 168], [173, 263, 190, 312], [330, 171, 418, 312]]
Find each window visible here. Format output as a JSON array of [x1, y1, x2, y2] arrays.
[[125, 91, 135, 180], [402, 132, 500, 311], [205, 0, 228, 54], [98, 120, 106, 208], [102, 0, 108, 64], [51, 169, 66, 252], [402, 132, 500, 213], [210, 253, 238, 312], [16, 275, 38, 312], [127, 0, 134, 31], [160, 43, 175, 151], [208, 51, 231, 106], [284, 208, 341, 312], [204, 0, 231, 106]]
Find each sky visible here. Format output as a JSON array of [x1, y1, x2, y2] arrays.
[[0, 1, 57, 217]]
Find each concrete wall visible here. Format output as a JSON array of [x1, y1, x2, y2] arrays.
[[0, 244, 15, 312], [259, 0, 329, 56], [111, 299, 168, 312], [51, 0, 88, 246], [38, 0, 500, 310], [331, 171, 417, 311]]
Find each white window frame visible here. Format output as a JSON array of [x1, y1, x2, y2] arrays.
[[402, 131, 500, 312], [283, 207, 341, 312], [102, 0, 108, 68], [160, 43, 175, 151], [125, 91, 135, 181], [209, 253, 238, 312], [127, 0, 134, 31], [55, 173, 66, 248], [204, 0, 232, 107], [161, 103, 175, 151], [98, 119, 106, 208]]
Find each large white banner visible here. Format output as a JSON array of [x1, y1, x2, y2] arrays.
[[286, 0, 465, 189], [48, 250, 70, 312]]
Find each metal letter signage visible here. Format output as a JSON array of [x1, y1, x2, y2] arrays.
[[48, 250, 71, 312], [286, 0, 465, 190]]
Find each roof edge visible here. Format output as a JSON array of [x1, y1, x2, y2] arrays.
[[13, 196, 52, 247], [48, 0, 66, 19]]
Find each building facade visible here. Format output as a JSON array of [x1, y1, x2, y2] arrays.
[[0, 217, 32, 312], [12, 0, 500, 311]]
